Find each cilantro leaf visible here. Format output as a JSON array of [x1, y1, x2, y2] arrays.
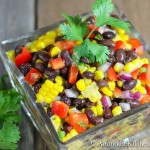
[[78, 121, 87, 128], [59, 14, 88, 40], [92, 0, 131, 31], [0, 121, 20, 150]]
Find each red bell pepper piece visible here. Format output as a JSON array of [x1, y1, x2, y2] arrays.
[[107, 67, 118, 81], [131, 69, 139, 79], [65, 112, 89, 133], [115, 40, 126, 51], [51, 101, 69, 118], [140, 94, 150, 105], [24, 68, 42, 85], [138, 65, 150, 85], [145, 84, 150, 95], [15, 47, 32, 67], [68, 65, 78, 84], [113, 87, 123, 98], [50, 57, 65, 70]]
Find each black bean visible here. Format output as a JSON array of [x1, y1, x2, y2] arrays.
[[33, 83, 41, 93], [45, 68, 60, 76], [48, 76, 55, 82], [63, 122, 73, 133], [104, 107, 113, 119], [115, 49, 126, 63], [71, 84, 78, 91], [45, 44, 53, 52], [82, 71, 94, 79], [64, 81, 72, 89], [80, 57, 89, 64], [125, 50, 138, 63], [108, 56, 117, 64], [38, 51, 50, 63], [72, 98, 86, 110], [47, 107, 53, 118], [61, 50, 72, 67], [111, 102, 118, 110], [101, 39, 115, 48], [122, 79, 137, 90], [126, 99, 140, 108], [19, 63, 32, 76], [32, 52, 39, 64], [86, 16, 95, 24], [96, 80, 108, 88], [15, 45, 23, 56], [94, 116, 104, 125], [34, 62, 46, 73], [108, 47, 115, 57], [85, 109, 96, 125], [61, 67, 68, 74], [59, 91, 65, 97], [61, 96, 71, 106], [85, 100, 95, 108], [102, 31, 116, 39], [55, 36, 64, 42]]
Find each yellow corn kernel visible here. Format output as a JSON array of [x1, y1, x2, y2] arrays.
[[124, 62, 136, 73], [70, 129, 78, 137], [132, 58, 143, 68], [84, 78, 92, 86], [45, 80, 54, 89], [76, 40, 83, 46], [141, 58, 149, 65], [81, 108, 85, 113], [78, 94, 84, 99], [30, 46, 37, 53], [50, 46, 61, 57], [87, 67, 96, 73], [101, 87, 113, 97], [92, 40, 97, 44], [46, 30, 57, 39], [96, 105, 104, 116], [66, 133, 72, 139], [36, 93, 44, 102], [55, 76, 64, 85], [7, 50, 15, 62], [117, 80, 123, 87], [44, 38, 55, 45], [62, 137, 68, 142], [50, 89, 59, 97], [43, 96, 52, 104], [121, 34, 129, 41], [136, 86, 147, 94], [35, 59, 42, 63], [125, 43, 132, 50], [108, 81, 116, 91], [94, 70, 104, 81], [112, 106, 122, 116], [135, 79, 141, 88], [39, 89, 47, 96], [131, 88, 137, 93], [116, 28, 125, 35], [35, 40, 46, 50], [38, 35, 46, 40], [46, 93, 56, 100], [91, 106, 97, 116], [76, 79, 86, 92], [41, 85, 49, 92], [43, 107, 47, 112], [53, 83, 64, 93], [113, 62, 124, 72]]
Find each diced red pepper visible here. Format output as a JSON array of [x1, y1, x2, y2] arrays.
[[107, 67, 118, 81], [138, 65, 150, 85], [131, 69, 139, 79], [113, 87, 123, 98], [127, 38, 142, 50], [68, 65, 78, 84], [115, 40, 126, 51], [24, 68, 42, 85], [54, 40, 75, 52], [65, 112, 89, 133], [51, 101, 69, 118], [140, 94, 150, 105], [15, 47, 32, 67], [50, 57, 65, 70], [145, 84, 150, 95]]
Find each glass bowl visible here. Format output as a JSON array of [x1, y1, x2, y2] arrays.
[[0, 6, 150, 150]]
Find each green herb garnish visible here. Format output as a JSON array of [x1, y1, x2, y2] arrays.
[[78, 121, 87, 128], [59, 0, 131, 66]]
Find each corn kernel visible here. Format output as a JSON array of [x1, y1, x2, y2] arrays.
[[55, 76, 64, 85], [124, 62, 136, 73], [92, 40, 97, 44], [117, 80, 123, 87], [112, 106, 122, 116], [87, 67, 96, 73], [131, 88, 137, 93], [30, 45, 37, 53], [76, 79, 86, 92], [78, 94, 84, 99], [70, 129, 78, 137], [35, 40, 46, 50], [108, 81, 116, 91], [43, 96, 52, 103], [76, 40, 83, 45], [116, 28, 125, 35], [62, 137, 68, 142], [141, 58, 149, 65], [84, 78, 92, 86], [91, 106, 97, 116], [96, 105, 104, 116], [44, 38, 55, 45], [45, 80, 54, 89], [36, 93, 44, 102], [121, 34, 129, 41], [50, 46, 61, 57], [39, 89, 47, 96], [132, 58, 143, 68], [46, 93, 56, 100], [41, 85, 49, 92], [81, 108, 85, 113], [135, 79, 141, 88], [38, 35, 46, 40], [53, 83, 64, 93], [94, 70, 104, 81], [7, 50, 15, 62], [46, 30, 57, 39], [114, 62, 124, 72], [50, 89, 59, 96], [136, 86, 147, 94], [101, 87, 113, 97], [125, 43, 132, 50]]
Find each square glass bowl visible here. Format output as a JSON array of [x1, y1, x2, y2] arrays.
[[1, 6, 150, 150]]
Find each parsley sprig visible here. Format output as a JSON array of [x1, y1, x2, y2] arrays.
[[59, 0, 131, 65]]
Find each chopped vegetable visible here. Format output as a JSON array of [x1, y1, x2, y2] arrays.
[[107, 67, 118, 81]]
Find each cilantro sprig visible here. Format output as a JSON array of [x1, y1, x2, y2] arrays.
[[59, 0, 131, 65], [0, 76, 21, 150]]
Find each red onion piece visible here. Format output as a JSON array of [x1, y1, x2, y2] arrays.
[[98, 62, 112, 73], [118, 71, 132, 81], [122, 90, 134, 99], [101, 95, 112, 108], [119, 103, 131, 111], [134, 91, 142, 100], [64, 89, 79, 98]]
